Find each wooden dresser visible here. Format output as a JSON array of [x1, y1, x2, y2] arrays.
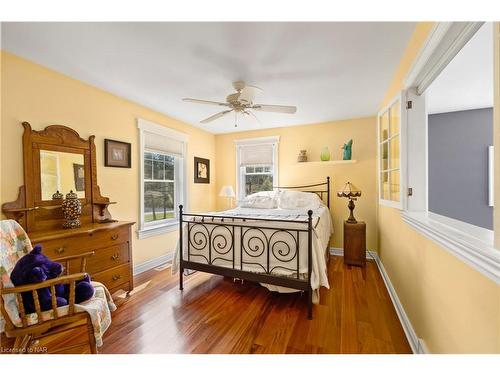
[[2, 122, 135, 295], [29, 222, 134, 294]]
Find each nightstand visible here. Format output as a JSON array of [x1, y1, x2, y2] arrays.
[[343, 221, 366, 267]]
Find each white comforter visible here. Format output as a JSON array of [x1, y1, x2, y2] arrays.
[[172, 205, 333, 302]]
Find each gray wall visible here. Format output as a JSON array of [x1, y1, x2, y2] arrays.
[[428, 108, 493, 230]]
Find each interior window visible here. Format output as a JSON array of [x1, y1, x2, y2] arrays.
[[378, 98, 402, 206], [425, 23, 493, 230]]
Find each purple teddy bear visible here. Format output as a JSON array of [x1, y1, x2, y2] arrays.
[[10, 245, 95, 314]]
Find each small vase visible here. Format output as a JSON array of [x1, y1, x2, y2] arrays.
[[320, 147, 330, 161], [342, 139, 353, 160], [62, 190, 82, 229], [297, 150, 308, 162], [52, 190, 63, 200]]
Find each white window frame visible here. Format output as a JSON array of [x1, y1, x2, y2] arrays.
[[137, 118, 188, 239], [377, 92, 407, 210], [143, 150, 179, 225], [399, 22, 500, 284], [234, 136, 279, 201]]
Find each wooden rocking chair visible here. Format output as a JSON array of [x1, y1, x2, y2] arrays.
[[1, 251, 99, 354]]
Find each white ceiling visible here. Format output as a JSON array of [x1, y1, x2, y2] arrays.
[[2, 22, 416, 134], [427, 23, 493, 115]]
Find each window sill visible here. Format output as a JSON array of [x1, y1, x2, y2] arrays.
[[401, 211, 500, 284], [137, 221, 178, 239], [379, 199, 403, 209]]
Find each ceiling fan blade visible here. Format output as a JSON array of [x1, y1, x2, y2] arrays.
[[238, 85, 263, 104], [200, 110, 233, 124], [183, 98, 229, 106], [252, 104, 297, 114], [243, 110, 261, 125]]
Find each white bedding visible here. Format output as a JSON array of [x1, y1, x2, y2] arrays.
[[172, 205, 333, 303]]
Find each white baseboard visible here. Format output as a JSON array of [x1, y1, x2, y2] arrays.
[[133, 253, 174, 276], [329, 247, 377, 260], [329, 247, 426, 354]]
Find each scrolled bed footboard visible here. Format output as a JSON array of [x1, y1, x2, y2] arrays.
[[178, 205, 314, 319]]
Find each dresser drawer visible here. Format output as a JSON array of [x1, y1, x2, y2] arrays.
[[86, 226, 130, 249], [40, 225, 130, 258], [86, 243, 130, 274], [92, 264, 131, 290]]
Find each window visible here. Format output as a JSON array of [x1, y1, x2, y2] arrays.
[[137, 119, 187, 239], [242, 165, 274, 196], [424, 23, 494, 231], [143, 151, 175, 223], [378, 95, 405, 208], [235, 136, 279, 200], [398, 22, 499, 283]]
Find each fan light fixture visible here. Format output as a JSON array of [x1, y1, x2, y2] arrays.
[[182, 81, 297, 126]]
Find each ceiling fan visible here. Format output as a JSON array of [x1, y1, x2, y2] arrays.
[[182, 81, 297, 126]]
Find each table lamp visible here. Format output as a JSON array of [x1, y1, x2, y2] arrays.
[[219, 185, 236, 209], [337, 181, 362, 223]]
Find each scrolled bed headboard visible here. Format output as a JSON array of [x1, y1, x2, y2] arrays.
[[273, 176, 331, 208]]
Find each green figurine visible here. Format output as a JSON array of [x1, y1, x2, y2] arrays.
[[342, 139, 353, 160]]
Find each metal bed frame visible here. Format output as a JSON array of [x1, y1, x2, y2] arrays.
[[178, 176, 330, 320]]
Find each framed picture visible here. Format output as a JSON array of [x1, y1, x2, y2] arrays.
[[73, 163, 85, 191], [104, 139, 131, 168], [194, 157, 210, 183]]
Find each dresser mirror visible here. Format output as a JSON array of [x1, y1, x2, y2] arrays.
[[1, 121, 134, 295], [2, 122, 115, 232], [40, 150, 86, 200]]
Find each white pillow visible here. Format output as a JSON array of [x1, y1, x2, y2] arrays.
[[278, 190, 324, 210], [239, 191, 279, 209]]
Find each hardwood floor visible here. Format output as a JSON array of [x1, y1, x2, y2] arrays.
[[1, 256, 412, 354]]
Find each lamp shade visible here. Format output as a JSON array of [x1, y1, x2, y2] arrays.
[[337, 181, 362, 199], [219, 185, 236, 198]]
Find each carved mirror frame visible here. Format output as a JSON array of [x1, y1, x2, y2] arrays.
[[2, 122, 115, 232]]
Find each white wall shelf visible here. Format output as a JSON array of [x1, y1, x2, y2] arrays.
[[294, 160, 357, 166]]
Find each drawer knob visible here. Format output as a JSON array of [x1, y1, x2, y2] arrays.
[[111, 234, 119, 240], [55, 247, 65, 254], [110, 253, 120, 261], [112, 274, 121, 281]]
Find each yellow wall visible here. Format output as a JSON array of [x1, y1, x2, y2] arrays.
[[378, 23, 500, 353], [2, 23, 499, 353], [0, 51, 217, 266], [214, 118, 378, 251]]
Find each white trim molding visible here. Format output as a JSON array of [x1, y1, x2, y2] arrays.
[[401, 212, 500, 284], [404, 22, 484, 95], [329, 247, 377, 260], [137, 118, 189, 143], [234, 135, 280, 146], [137, 118, 188, 239], [137, 221, 178, 239], [371, 253, 427, 354], [133, 252, 174, 276], [329, 248, 426, 353]]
